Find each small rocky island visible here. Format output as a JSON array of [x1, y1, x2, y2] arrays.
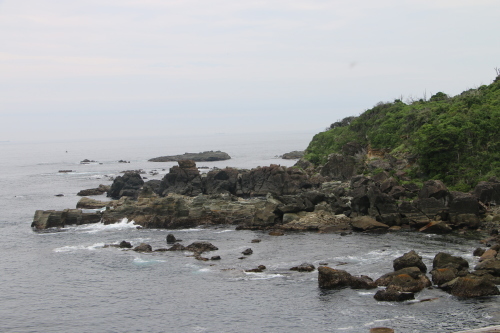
[[281, 151, 305, 159], [148, 151, 231, 162]]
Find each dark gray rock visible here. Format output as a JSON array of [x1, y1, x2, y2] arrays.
[[393, 250, 427, 273]]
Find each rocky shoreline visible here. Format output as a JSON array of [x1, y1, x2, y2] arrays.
[[32, 157, 500, 303]]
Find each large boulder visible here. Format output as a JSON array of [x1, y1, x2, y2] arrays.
[[418, 180, 450, 206], [393, 250, 427, 273], [351, 216, 389, 232], [375, 267, 430, 287], [448, 191, 480, 228], [107, 172, 144, 199], [318, 266, 376, 289], [440, 276, 500, 298], [474, 180, 500, 205], [158, 160, 203, 197], [433, 252, 469, 272], [431, 267, 459, 286]]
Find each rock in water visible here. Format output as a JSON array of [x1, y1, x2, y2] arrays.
[[440, 276, 500, 298], [185, 241, 218, 253], [241, 248, 253, 255], [290, 263, 315, 272], [166, 234, 177, 244], [393, 250, 427, 273], [133, 243, 152, 252]]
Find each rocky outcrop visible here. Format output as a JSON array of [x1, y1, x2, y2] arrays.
[[149, 151, 231, 162], [32, 209, 101, 230], [77, 184, 110, 196], [158, 160, 203, 196], [375, 267, 431, 292], [107, 172, 144, 199], [474, 180, 500, 206]]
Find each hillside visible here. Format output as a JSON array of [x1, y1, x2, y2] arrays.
[[305, 76, 500, 191]]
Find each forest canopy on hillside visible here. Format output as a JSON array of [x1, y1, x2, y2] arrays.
[[305, 76, 500, 191]]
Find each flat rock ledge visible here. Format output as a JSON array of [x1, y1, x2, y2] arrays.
[[149, 151, 230, 162]]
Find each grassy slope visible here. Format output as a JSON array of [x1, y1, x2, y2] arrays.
[[305, 78, 500, 191]]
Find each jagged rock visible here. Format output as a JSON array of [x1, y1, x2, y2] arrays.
[[393, 250, 427, 273], [149, 151, 231, 162], [440, 276, 500, 298], [419, 220, 452, 234], [107, 172, 144, 199], [185, 241, 218, 253], [374, 289, 415, 302], [290, 263, 315, 272], [241, 248, 253, 255], [351, 216, 389, 232], [433, 252, 469, 272], [349, 275, 377, 289], [158, 161, 203, 197], [133, 243, 152, 252]]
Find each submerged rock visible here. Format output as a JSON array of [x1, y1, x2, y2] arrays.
[[374, 289, 415, 302], [290, 263, 315, 272]]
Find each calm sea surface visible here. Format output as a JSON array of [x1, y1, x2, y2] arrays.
[[0, 131, 499, 333]]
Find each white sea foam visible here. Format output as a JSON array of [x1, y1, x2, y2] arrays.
[[77, 218, 138, 233], [214, 229, 234, 234], [133, 257, 166, 264], [54, 242, 105, 253]]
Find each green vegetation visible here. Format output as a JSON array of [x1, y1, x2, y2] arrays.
[[305, 77, 500, 191]]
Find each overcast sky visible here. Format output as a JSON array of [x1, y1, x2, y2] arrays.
[[1, 0, 498, 141]]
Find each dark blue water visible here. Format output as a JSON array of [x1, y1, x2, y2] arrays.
[[1, 131, 499, 333]]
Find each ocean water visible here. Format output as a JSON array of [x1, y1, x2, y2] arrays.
[[0, 131, 499, 333]]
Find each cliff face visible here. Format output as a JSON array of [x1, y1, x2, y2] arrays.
[[304, 78, 500, 191]]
